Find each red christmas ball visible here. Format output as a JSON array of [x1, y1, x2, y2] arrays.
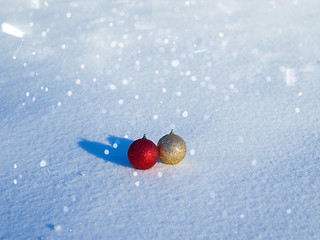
[[128, 134, 159, 170]]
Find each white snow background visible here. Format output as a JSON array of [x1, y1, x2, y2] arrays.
[[1, 0, 320, 239]]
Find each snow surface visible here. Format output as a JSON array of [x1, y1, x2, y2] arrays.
[[1, 0, 320, 239]]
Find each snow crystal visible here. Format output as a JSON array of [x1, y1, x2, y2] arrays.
[[191, 76, 197, 81], [13, 179, 17, 184], [162, 88, 166, 93], [219, 32, 224, 38], [295, 107, 300, 113], [251, 159, 257, 166], [298, 92, 303, 96], [93, 78, 97, 82], [135, 181, 140, 187], [113, 143, 118, 148], [32, 97, 36, 102], [75, 79, 81, 85], [182, 111, 188, 117], [222, 210, 228, 217], [67, 91, 72, 96], [14, 164, 17, 169], [135, 95, 139, 100], [80, 64, 85, 69], [285, 68, 296, 86], [251, 48, 259, 55], [57, 102, 62, 106], [61, 44, 66, 49], [110, 41, 118, 48], [133, 171, 138, 177], [266, 76, 272, 82], [118, 99, 124, 105], [232, 51, 238, 58], [240, 214, 245, 219], [40, 160, 47, 167], [109, 84, 116, 90], [208, 84, 216, 91], [63, 206, 69, 212], [45, 87, 48, 92], [26, 92, 30, 97], [66, 12, 72, 18], [190, 149, 195, 155], [153, 115, 159, 120], [54, 225, 62, 231], [157, 172, 163, 178], [171, 60, 180, 67], [176, 91, 182, 97], [122, 79, 128, 85], [287, 209, 292, 214], [104, 149, 109, 155]]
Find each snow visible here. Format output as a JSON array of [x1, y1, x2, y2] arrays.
[[39, 160, 47, 167], [1, 0, 320, 239]]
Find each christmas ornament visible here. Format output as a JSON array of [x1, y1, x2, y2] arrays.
[[128, 134, 159, 170], [157, 130, 187, 165]]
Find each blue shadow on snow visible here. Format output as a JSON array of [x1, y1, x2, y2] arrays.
[[78, 135, 134, 168], [45, 224, 55, 230]]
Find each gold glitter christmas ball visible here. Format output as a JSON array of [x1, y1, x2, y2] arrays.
[[157, 130, 187, 165]]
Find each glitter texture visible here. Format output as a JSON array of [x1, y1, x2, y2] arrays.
[[157, 130, 187, 165], [128, 134, 159, 170]]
